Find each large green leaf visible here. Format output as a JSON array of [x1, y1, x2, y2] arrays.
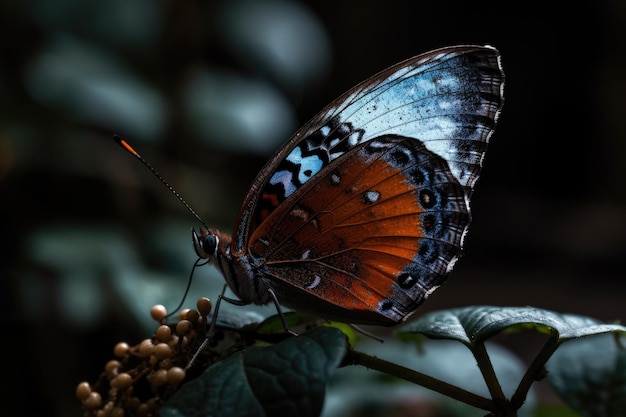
[[399, 306, 626, 346], [160, 326, 348, 417], [548, 333, 626, 417], [160, 353, 265, 417]]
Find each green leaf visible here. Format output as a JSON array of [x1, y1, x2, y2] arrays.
[[160, 352, 265, 417], [212, 309, 266, 331], [253, 312, 322, 333], [252, 314, 359, 347], [398, 306, 626, 346], [548, 333, 626, 417], [161, 326, 348, 417]]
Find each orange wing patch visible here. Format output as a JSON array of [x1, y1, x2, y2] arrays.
[[248, 136, 468, 323]]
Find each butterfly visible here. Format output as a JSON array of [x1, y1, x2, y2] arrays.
[[189, 45, 503, 326]]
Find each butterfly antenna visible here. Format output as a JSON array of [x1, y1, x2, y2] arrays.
[[113, 135, 209, 230], [163, 258, 209, 320]]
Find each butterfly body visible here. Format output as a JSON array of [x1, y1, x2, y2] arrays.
[[196, 45, 505, 326]]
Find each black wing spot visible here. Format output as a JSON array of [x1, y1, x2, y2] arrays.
[[397, 272, 418, 290]]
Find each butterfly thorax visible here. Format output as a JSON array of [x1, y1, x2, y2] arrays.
[[211, 229, 272, 305]]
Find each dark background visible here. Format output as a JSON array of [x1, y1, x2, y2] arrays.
[[1, 1, 625, 416]]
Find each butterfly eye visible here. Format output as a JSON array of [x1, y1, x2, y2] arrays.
[[192, 229, 219, 259]]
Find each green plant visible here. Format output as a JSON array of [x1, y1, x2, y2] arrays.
[[77, 305, 626, 417]]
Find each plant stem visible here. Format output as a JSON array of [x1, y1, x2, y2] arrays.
[[472, 342, 506, 403], [510, 333, 560, 409], [345, 350, 495, 413]]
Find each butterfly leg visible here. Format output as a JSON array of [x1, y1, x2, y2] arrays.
[[266, 288, 298, 336], [212, 286, 297, 336], [186, 285, 298, 369], [349, 325, 383, 342], [186, 284, 234, 370]]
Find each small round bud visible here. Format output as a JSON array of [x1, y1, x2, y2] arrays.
[[153, 343, 172, 360], [168, 334, 179, 347], [139, 339, 155, 357], [167, 367, 186, 385], [105, 360, 122, 376], [75, 382, 91, 400], [84, 392, 102, 409], [136, 403, 150, 417], [159, 358, 173, 370], [197, 297, 212, 316], [103, 401, 114, 413], [151, 369, 168, 387], [111, 372, 132, 389], [176, 320, 192, 336], [185, 309, 200, 323], [155, 325, 172, 342], [150, 304, 167, 322], [178, 308, 191, 321], [113, 342, 130, 358]]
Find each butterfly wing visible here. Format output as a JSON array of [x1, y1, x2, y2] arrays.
[[248, 135, 471, 324], [231, 45, 504, 324]]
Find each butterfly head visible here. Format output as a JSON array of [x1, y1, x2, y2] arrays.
[[191, 226, 257, 304], [192, 227, 220, 260]]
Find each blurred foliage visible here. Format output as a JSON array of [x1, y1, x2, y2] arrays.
[[2, 1, 626, 417], [2, 2, 331, 416]]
